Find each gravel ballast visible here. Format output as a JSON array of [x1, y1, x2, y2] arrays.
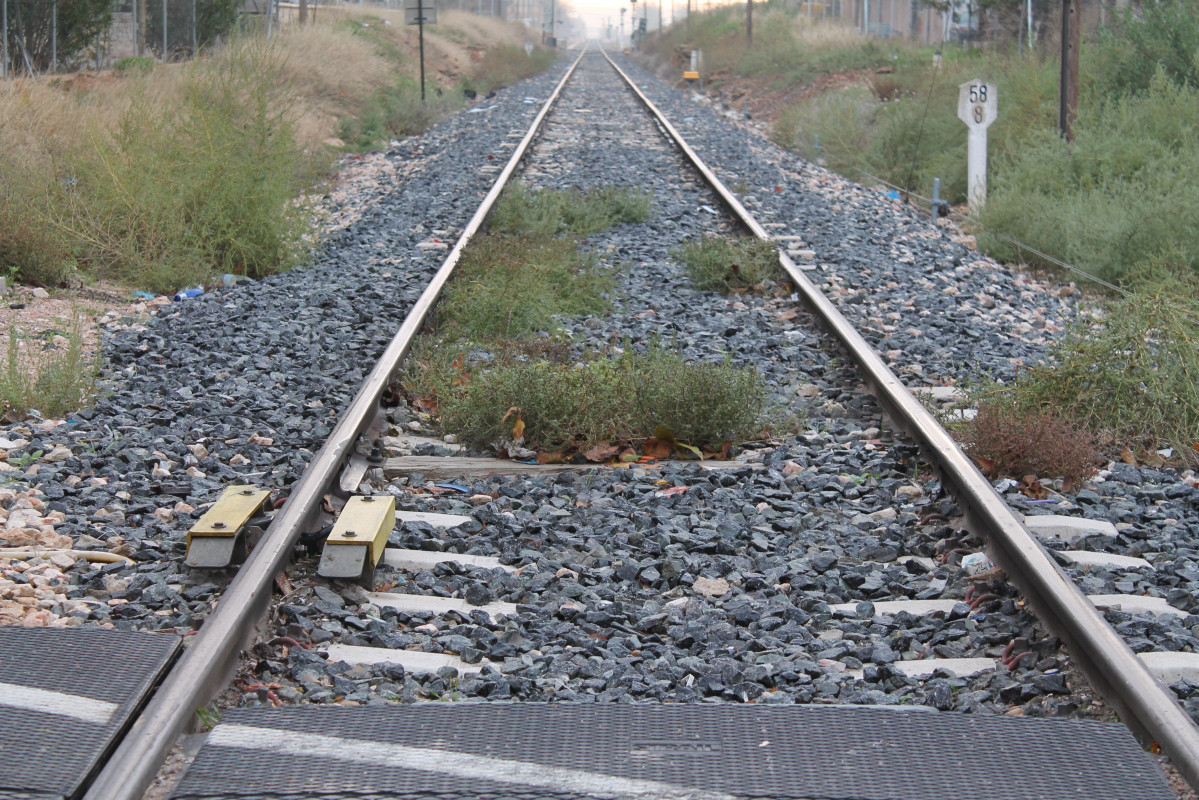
[[0, 49, 1196, 738]]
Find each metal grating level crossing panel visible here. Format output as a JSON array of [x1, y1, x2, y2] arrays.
[[172, 703, 1173, 800], [0, 626, 181, 800]]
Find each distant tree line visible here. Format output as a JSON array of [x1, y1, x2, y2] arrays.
[[2, 0, 240, 71]]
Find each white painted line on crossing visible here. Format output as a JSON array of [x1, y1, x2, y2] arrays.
[[207, 724, 740, 800], [0, 681, 118, 725]]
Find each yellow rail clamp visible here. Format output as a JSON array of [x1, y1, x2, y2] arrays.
[[317, 494, 396, 581], [185, 486, 270, 569]]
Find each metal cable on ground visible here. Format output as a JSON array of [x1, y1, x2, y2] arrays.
[[846, 164, 1130, 297]]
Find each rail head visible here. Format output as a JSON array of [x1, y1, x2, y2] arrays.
[[599, 46, 1199, 790], [82, 47, 590, 800]]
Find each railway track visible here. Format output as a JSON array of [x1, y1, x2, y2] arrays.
[[2, 45, 1198, 800]]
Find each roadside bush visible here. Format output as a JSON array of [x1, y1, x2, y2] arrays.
[[773, 87, 877, 174], [979, 261, 1199, 466], [337, 73, 461, 149], [979, 72, 1199, 283], [464, 43, 557, 94], [0, 199, 74, 287], [64, 41, 315, 293], [675, 235, 779, 292], [1094, 0, 1199, 97]]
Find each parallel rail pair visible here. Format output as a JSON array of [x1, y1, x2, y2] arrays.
[[82, 46, 1199, 800]]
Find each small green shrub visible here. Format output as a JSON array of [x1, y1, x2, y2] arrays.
[[113, 56, 155, 74], [441, 233, 613, 340], [0, 199, 75, 287], [336, 74, 462, 150], [0, 313, 98, 418], [407, 342, 765, 453], [979, 261, 1199, 465], [489, 183, 653, 238], [674, 235, 780, 292]]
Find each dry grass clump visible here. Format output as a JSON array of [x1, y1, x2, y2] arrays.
[[790, 15, 866, 50], [272, 22, 395, 145], [966, 261, 1199, 470], [964, 400, 1101, 488]]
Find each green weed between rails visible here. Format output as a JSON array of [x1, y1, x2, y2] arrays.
[[437, 183, 653, 340], [674, 236, 780, 293], [489, 182, 653, 237], [407, 342, 766, 454], [0, 313, 98, 418], [967, 263, 1199, 468], [440, 234, 614, 341], [403, 182, 767, 456], [60, 40, 317, 294]]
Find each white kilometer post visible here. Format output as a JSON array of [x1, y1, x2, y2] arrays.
[[957, 79, 998, 214]]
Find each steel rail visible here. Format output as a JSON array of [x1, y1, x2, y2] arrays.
[[83, 47, 590, 800], [601, 49, 1199, 789]]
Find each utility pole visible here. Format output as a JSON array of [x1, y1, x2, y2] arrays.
[[746, 0, 752, 44], [2, 0, 7, 79], [418, 0, 426, 101], [1058, 0, 1079, 142]]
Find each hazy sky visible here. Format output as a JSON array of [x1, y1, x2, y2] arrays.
[[563, 0, 697, 38]]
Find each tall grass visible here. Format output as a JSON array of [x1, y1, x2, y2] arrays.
[[979, 72, 1199, 283], [0, 10, 551, 295], [976, 262, 1199, 466], [57, 41, 316, 292]]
